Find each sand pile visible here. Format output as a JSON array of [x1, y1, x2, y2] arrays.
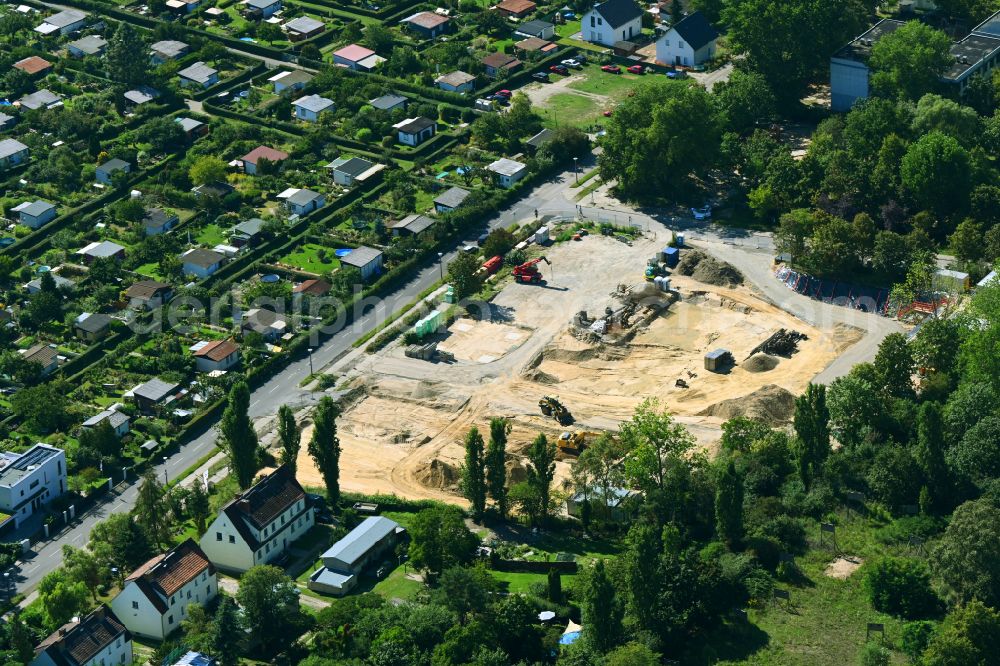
[[414, 459, 460, 489], [744, 354, 779, 373], [698, 384, 796, 424], [524, 368, 559, 384], [676, 250, 744, 287]]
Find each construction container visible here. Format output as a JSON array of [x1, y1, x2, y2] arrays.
[[443, 286, 455, 304], [663, 247, 679, 268], [704, 348, 733, 372], [933, 269, 970, 293], [534, 226, 550, 244], [483, 255, 503, 275]]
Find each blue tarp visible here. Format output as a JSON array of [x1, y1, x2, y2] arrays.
[[560, 632, 581, 645]]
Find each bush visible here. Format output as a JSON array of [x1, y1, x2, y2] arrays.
[[900, 620, 935, 662], [862, 556, 940, 619], [859, 641, 890, 666], [753, 515, 808, 555]]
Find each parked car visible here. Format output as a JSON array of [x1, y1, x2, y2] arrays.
[[691, 206, 712, 220], [601, 64, 622, 74], [462, 244, 478, 254], [532, 71, 550, 82], [666, 69, 688, 79], [561, 58, 582, 69], [550, 64, 569, 75], [627, 64, 644, 74], [477, 231, 490, 244], [495, 89, 512, 98]]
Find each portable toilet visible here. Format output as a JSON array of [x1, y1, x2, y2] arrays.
[[444, 286, 455, 303], [675, 233, 684, 247], [704, 348, 733, 372], [664, 247, 679, 268]]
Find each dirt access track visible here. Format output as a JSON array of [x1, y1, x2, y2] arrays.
[[295, 231, 861, 504]]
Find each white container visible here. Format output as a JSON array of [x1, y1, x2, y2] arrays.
[[534, 226, 549, 244]]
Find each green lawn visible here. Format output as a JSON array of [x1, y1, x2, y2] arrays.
[[538, 92, 604, 129], [196, 223, 227, 246], [556, 20, 582, 39], [372, 565, 423, 601], [491, 570, 578, 595], [280, 243, 341, 274], [568, 64, 647, 97], [135, 262, 164, 280]]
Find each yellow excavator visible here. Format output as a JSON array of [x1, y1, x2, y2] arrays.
[[557, 430, 602, 456], [539, 396, 572, 425]]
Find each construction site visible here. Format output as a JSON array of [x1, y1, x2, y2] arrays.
[[294, 227, 863, 504]]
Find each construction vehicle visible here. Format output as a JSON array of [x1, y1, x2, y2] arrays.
[[558, 430, 602, 455], [482, 255, 503, 275], [539, 395, 572, 425], [513, 256, 551, 284], [644, 263, 666, 281]]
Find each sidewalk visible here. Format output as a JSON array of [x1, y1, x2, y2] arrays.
[[178, 451, 228, 489]]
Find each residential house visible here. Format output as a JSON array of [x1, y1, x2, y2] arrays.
[[181, 248, 225, 278], [369, 93, 407, 111], [284, 16, 325, 41], [496, 0, 536, 19], [124, 86, 160, 108], [656, 11, 718, 66], [171, 653, 217, 666], [242, 308, 287, 341], [96, 158, 131, 185], [166, 0, 201, 13], [175, 117, 208, 139], [150, 40, 189, 65], [434, 186, 471, 213], [26, 274, 74, 294], [67, 34, 107, 57], [12, 56, 53, 76], [191, 181, 234, 199], [0, 444, 66, 529], [73, 312, 112, 342], [401, 11, 451, 39], [0, 138, 29, 170], [308, 517, 404, 596], [142, 208, 179, 236], [326, 156, 384, 187], [110, 540, 218, 641], [268, 69, 313, 93], [241, 146, 289, 175], [390, 214, 435, 237], [292, 278, 331, 298], [515, 36, 557, 56], [340, 246, 383, 281], [76, 240, 126, 264], [332, 44, 383, 71], [482, 51, 522, 78], [17, 89, 62, 111], [12, 200, 56, 228], [128, 377, 180, 413], [566, 487, 640, 521], [191, 339, 241, 372], [281, 188, 325, 216], [435, 70, 476, 93], [21, 343, 60, 375], [34, 9, 87, 36], [82, 407, 130, 438], [515, 18, 555, 39], [487, 157, 528, 188], [293, 94, 335, 122], [229, 217, 267, 247], [525, 127, 554, 154], [582, 0, 642, 46], [125, 280, 172, 310], [245, 0, 282, 18], [31, 606, 131, 666], [394, 116, 437, 146], [0, 113, 15, 131], [177, 62, 219, 89], [199, 465, 314, 573]]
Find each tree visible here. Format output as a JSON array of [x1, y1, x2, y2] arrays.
[[435, 565, 496, 622], [580, 560, 622, 653], [9, 612, 35, 664], [900, 131, 971, 222], [236, 565, 306, 649], [951, 218, 984, 264], [605, 643, 660, 666], [599, 80, 721, 198], [89, 513, 154, 572], [922, 600, 1000, 666], [950, 415, 1000, 483], [930, 498, 1000, 607], [363, 23, 394, 52], [62, 545, 104, 601], [622, 523, 660, 634], [106, 22, 148, 87], [873, 332, 915, 399], [308, 396, 341, 505], [408, 506, 478, 577], [461, 427, 488, 522], [277, 404, 301, 476], [524, 434, 556, 525], [134, 469, 170, 548], [914, 402, 951, 513], [187, 478, 211, 535], [189, 156, 228, 187], [480, 228, 517, 259], [720, 415, 772, 453], [220, 380, 259, 489], [869, 21, 953, 101], [792, 383, 830, 489], [208, 597, 245, 666], [575, 434, 627, 519], [11, 382, 70, 433], [620, 398, 697, 494], [712, 69, 776, 134], [485, 417, 509, 519], [257, 21, 282, 44], [724, 0, 868, 104], [38, 570, 89, 628], [913, 94, 981, 148], [715, 460, 743, 548], [447, 251, 482, 300], [862, 556, 939, 619]]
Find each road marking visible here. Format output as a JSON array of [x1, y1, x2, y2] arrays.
[[250, 400, 260, 408]]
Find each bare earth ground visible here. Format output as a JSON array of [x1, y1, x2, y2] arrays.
[[293, 231, 860, 504], [824, 557, 863, 580]]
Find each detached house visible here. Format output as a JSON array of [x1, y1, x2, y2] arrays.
[[332, 44, 382, 71], [308, 516, 404, 595], [77, 240, 126, 264], [143, 208, 179, 236], [394, 116, 437, 146], [582, 0, 642, 47], [241, 145, 289, 175], [126, 280, 172, 310], [191, 339, 240, 372], [496, 0, 536, 19], [12, 200, 57, 229], [482, 51, 522, 78], [326, 156, 384, 186], [82, 407, 130, 438], [515, 19, 555, 39], [436, 70, 475, 93], [293, 94, 335, 122], [31, 605, 131, 666], [128, 377, 180, 413], [22, 343, 60, 376], [178, 62, 219, 88], [269, 69, 313, 93], [73, 312, 112, 342], [110, 540, 218, 641], [150, 40, 189, 65], [229, 217, 267, 247], [369, 93, 407, 112], [181, 248, 225, 278], [280, 188, 325, 216], [245, 0, 282, 18], [18, 89, 62, 111], [401, 11, 451, 39], [67, 35, 107, 57], [200, 465, 314, 573], [488, 157, 528, 188], [34, 9, 88, 36], [96, 158, 131, 185], [390, 214, 435, 237], [0, 444, 66, 529], [656, 11, 719, 67], [242, 308, 287, 341], [12, 56, 53, 77], [284, 16, 325, 41], [340, 246, 383, 281], [434, 186, 471, 213], [0, 139, 29, 170]]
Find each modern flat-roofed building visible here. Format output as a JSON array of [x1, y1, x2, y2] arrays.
[[0, 444, 66, 529]]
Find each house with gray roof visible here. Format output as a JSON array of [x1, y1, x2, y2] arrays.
[[269, 69, 313, 93], [326, 156, 384, 186], [67, 34, 107, 57], [581, 0, 642, 47], [22, 343, 60, 375], [394, 116, 437, 146], [282, 188, 325, 216], [34, 8, 87, 35], [339, 246, 383, 281], [77, 240, 126, 263], [128, 377, 180, 413], [0, 113, 15, 131], [82, 406, 131, 437], [434, 186, 471, 213], [229, 217, 268, 247], [12, 200, 56, 229], [308, 516, 404, 595], [487, 158, 528, 188], [178, 62, 219, 88], [124, 86, 160, 108], [369, 93, 407, 112], [293, 94, 335, 122], [150, 40, 189, 64], [73, 311, 113, 342], [284, 16, 325, 40], [435, 70, 475, 93], [175, 116, 208, 139], [0, 444, 67, 528], [18, 89, 63, 111], [390, 214, 435, 237], [0, 139, 29, 170], [245, 0, 281, 18], [181, 248, 225, 278], [96, 158, 131, 185], [515, 19, 555, 40], [143, 208, 179, 236], [26, 273, 74, 294]]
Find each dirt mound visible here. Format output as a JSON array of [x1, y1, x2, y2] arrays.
[[413, 459, 460, 490], [825, 556, 863, 579], [676, 250, 744, 287], [506, 460, 527, 485], [524, 368, 559, 384], [744, 354, 779, 373], [698, 384, 796, 424]]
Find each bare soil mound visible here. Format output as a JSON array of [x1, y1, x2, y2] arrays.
[[524, 369, 559, 384], [414, 459, 460, 490], [825, 557, 863, 579], [676, 250, 744, 287], [744, 354, 780, 373], [698, 384, 796, 424]]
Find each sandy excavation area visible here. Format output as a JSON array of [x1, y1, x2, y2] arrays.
[[294, 231, 861, 504]]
